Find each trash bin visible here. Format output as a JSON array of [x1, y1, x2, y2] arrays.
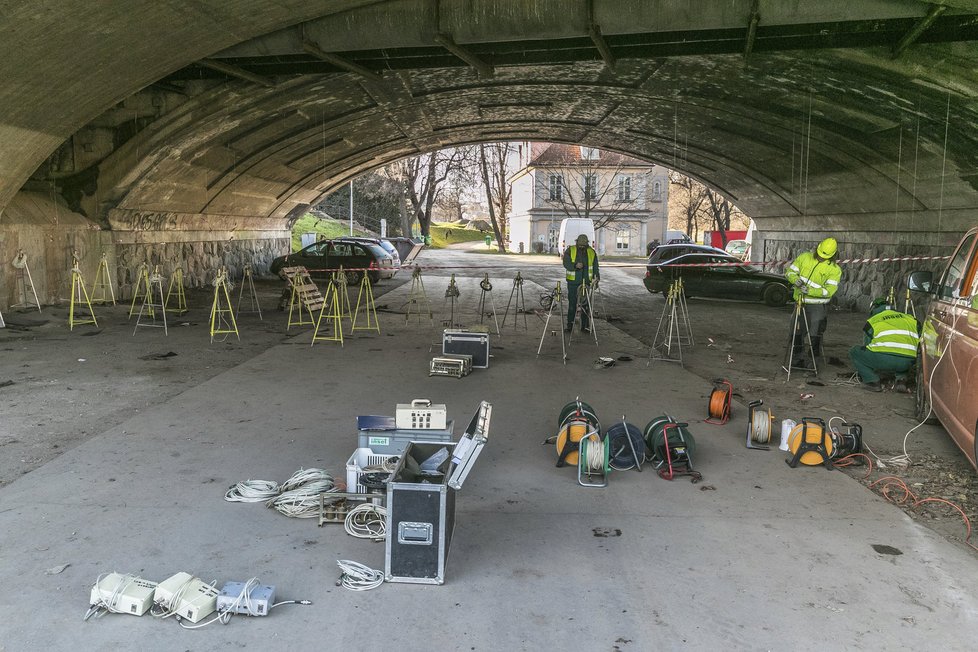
[[484, 235, 492, 248]]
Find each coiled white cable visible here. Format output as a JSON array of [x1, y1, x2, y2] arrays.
[[267, 479, 338, 518], [581, 432, 605, 472], [224, 480, 280, 502], [750, 408, 772, 444], [336, 560, 384, 591], [344, 503, 388, 540]]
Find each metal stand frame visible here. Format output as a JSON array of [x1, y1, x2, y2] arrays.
[[476, 273, 501, 335], [569, 283, 599, 346], [782, 299, 818, 381], [405, 267, 433, 325], [128, 263, 152, 320], [502, 271, 528, 330], [133, 266, 167, 335], [11, 251, 41, 311], [536, 281, 566, 364], [236, 264, 263, 320], [90, 253, 116, 305], [164, 267, 188, 315], [648, 280, 688, 367], [209, 267, 240, 342], [69, 259, 98, 330], [351, 272, 380, 333], [312, 279, 344, 346]]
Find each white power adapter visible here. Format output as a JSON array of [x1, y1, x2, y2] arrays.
[[217, 581, 276, 616], [90, 573, 158, 616], [154, 572, 219, 623]]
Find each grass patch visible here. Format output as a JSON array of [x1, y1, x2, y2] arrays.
[[291, 214, 372, 251], [428, 222, 489, 248]]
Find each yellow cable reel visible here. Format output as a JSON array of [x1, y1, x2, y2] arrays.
[[556, 419, 593, 466], [787, 421, 833, 466]]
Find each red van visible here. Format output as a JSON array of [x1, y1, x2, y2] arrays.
[[909, 227, 978, 469]]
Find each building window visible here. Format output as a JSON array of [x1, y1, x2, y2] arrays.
[[616, 229, 630, 250], [651, 180, 662, 200], [617, 176, 631, 202], [583, 173, 597, 200], [548, 174, 564, 201], [580, 146, 599, 160]]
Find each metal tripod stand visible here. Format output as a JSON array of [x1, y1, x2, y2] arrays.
[[443, 274, 461, 328], [569, 282, 599, 346], [502, 271, 528, 330], [536, 282, 567, 364], [782, 298, 818, 381], [476, 273, 501, 334], [648, 280, 688, 367]]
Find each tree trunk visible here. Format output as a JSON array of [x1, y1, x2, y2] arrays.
[[478, 145, 505, 252]]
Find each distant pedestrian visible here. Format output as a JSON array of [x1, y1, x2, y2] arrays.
[[562, 234, 599, 333], [446, 229, 452, 240]]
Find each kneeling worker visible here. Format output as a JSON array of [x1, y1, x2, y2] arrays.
[[849, 298, 920, 392], [563, 234, 599, 333]]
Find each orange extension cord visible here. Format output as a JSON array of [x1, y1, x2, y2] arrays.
[[833, 454, 978, 553]]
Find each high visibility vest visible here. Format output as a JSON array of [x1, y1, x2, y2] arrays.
[[566, 246, 596, 283], [785, 251, 842, 304], [865, 310, 920, 358]]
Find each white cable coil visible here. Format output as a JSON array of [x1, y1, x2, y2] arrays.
[[344, 503, 388, 540], [749, 408, 773, 444], [225, 468, 339, 518], [336, 560, 385, 591], [581, 432, 605, 472]]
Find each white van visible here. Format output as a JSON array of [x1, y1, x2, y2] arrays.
[[558, 218, 596, 252]]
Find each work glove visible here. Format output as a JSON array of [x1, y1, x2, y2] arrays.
[[793, 279, 805, 289], [575, 262, 584, 269]]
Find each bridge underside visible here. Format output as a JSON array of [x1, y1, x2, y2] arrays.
[[1, 1, 977, 306]]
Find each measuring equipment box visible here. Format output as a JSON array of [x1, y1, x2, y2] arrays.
[[357, 421, 454, 456], [442, 330, 490, 368], [396, 399, 448, 429], [430, 354, 473, 378], [385, 402, 491, 585]]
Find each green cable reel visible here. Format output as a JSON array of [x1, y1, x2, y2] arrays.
[[557, 399, 600, 431], [643, 415, 696, 464]]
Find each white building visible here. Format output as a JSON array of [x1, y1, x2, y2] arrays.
[[508, 143, 668, 255]]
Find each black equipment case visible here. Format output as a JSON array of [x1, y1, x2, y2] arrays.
[[385, 402, 492, 584], [442, 330, 490, 368]]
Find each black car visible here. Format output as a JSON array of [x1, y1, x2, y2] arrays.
[[270, 239, 395, 284], [643, 252, 791, 307], [647, 243, 730, 264]]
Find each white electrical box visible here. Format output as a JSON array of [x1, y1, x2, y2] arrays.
[[217, 581, 276, 616], [154, 572, 219, 623], [395, 399, 447, 429], [89, 573, 158, 616]]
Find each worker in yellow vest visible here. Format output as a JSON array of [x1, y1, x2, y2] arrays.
[[849, 298, 920, 392], [562, 234, 599, 333], [784, 237, 843, 368]]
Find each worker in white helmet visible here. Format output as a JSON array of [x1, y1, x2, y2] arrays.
[[784, 237, 843, 368]]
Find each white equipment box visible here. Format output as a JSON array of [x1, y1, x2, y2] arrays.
[[154, 572, 219, 623], [90, 573, 158, 616], [396, 399, 447, 429], [217, 581, 276, 616]]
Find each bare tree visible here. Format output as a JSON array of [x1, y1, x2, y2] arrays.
[[478, 142, 515, 252], [669, 171, 748, 243], [384, 149, 467, 237], [535, 153, 647, 230]]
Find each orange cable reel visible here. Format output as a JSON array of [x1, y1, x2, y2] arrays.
[[705, 378, 733, 425]]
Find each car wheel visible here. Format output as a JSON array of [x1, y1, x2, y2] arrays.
[[914, 356, 939, 424], [346, 270, 364, 286], [763, 283, 789, 307]]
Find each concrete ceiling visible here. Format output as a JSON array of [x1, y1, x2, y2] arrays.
[[3, 1, 978, 235]]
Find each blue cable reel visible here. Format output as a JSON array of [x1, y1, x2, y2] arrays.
[[606, 420, 645, 471]]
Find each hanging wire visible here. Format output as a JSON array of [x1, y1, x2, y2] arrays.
[[937, 90, 951, 234], [909, 105, 921, 231], [893, 123, 903, 232]]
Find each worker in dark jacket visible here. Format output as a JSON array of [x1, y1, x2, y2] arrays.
[[562, 234, 599, 333], [849, 298, 920, 392]]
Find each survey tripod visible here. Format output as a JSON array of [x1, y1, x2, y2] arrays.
[[782, 297, 819, 381]]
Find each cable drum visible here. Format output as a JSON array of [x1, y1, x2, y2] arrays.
[[558, 400, 600, 431], [748, 408, 774, 444], [606, 421, 645, 470], [643, 416, 696, 464]]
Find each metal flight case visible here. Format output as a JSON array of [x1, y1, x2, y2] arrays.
[[442, 330, 490, 368], [385, 401, 492, 584]]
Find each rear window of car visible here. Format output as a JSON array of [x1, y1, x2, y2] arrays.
[[364, 243, 388, 258]]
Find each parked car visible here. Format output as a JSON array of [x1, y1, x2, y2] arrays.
[[725, 239, 751, 261], [908, 226, 978, 469], [643, 252, 791, 306], [270, 239, 395, 284], [647, 243, 730, 265], [336, 236, 402, 271]]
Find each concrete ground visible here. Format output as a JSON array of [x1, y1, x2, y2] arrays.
[[1, 254, 977, 650]]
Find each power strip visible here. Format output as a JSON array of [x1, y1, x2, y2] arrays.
[[90, 573, 158, 616], [217, 581, 276, 616], [154, 572, 218, 623]]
